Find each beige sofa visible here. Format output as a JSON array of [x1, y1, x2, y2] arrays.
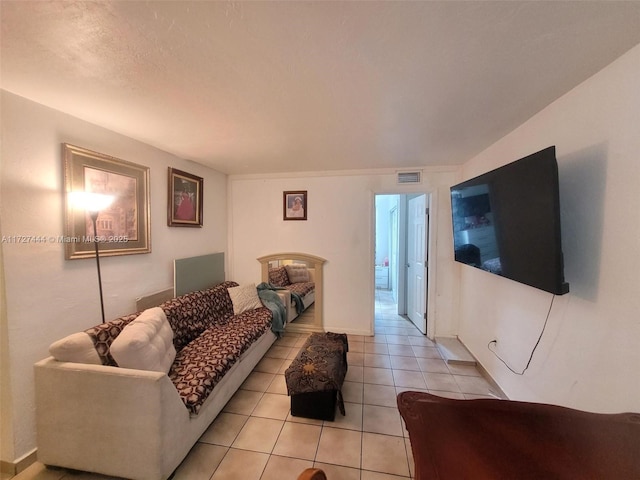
[[34, 281, 279, 480]]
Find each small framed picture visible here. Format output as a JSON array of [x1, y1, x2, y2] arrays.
[[283, 191, 307, 221], [168, 168, 203, 227]]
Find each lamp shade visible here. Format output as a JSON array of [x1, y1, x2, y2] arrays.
[[68, 192, 115, 212]]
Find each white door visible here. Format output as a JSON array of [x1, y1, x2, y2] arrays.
[[407, 195, 428, 333]]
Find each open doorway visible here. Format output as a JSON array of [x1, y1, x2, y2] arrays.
[[375, 194, 430, 334]]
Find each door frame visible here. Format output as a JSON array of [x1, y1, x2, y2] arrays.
[[373, 190, 436, 339]]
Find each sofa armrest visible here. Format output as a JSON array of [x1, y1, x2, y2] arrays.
[[276, 289, 296, 325], [276, 289, 291, 306], [34, 357, 189, 480]]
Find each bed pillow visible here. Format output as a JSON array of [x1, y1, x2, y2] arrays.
[[227, 283, 263, 315], [110, 307, 176, 373], [49, 331, 102, 364], [285, 264, 310, 283]]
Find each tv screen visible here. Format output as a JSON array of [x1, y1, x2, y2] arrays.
[[450, 146, 569, 295]]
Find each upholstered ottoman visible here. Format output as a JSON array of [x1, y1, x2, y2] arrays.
[[285, 332, 348, 421]]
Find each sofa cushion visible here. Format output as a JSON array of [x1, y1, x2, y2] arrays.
[[161, 281, 239, 352], [285, 264, 310, 283], [49, 332, 102, 364], [268, 266, 290, 286], [206, 281, 238, 326], [169, 306, 272, 415], [160, 290, 213, 352], [287, 281, 315, 298], [111, 307, 176, 373], [227, 283, 263, 315]]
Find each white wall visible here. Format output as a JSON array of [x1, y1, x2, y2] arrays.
[[0, 91, 228, 464], [0, 243, 13, 465], [458, 44, 640, 413], [228, 169, 459, 338]]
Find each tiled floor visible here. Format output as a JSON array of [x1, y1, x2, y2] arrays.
[[10, 290, 501, 480]]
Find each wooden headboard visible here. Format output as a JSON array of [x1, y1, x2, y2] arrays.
[[174, 252, 225, 297]]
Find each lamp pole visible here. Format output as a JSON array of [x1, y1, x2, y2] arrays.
[[69, 191, 114, 325], [90, 211, 106, 324]]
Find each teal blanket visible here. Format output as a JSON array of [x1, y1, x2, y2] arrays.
[[257, 282, 286, 336]]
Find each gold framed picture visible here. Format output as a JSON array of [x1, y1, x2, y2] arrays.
[[63, 143, 151, 259]]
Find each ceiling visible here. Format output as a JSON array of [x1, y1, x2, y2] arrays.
[[2, 1, 640, 175]]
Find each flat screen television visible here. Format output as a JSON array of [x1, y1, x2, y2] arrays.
[[450, 146, 569, 295]]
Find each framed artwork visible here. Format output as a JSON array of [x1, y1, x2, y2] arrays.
[[63, 143, 151, 259], [168, 167, 203, 227], [283, 190, 307, 221]]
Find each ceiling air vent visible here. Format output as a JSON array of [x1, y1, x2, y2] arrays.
[[397, 171, 422, 184]]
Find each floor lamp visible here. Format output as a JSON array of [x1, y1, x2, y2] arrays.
[[69, 192, 115, 323]]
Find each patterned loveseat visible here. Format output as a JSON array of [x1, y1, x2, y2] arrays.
[[34, 281, 278, 480]]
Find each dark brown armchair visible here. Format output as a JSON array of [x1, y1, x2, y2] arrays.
[[397, 391, 640, 479]]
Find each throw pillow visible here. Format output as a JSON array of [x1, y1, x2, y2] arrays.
[[110, 307, 176, 373], [227, 283, 263, 315], [49, 331, 102, 364], [285, 264, 310, 283], [268, 266, 290, 286]]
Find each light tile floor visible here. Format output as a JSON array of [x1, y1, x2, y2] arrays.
[[10, 290, 502, 480]]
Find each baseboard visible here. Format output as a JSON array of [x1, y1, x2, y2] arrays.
[[1, 449, 37, 476], [473, 358, 509, 400], [455, 336, 509, 400], [323, 327, 374, 337], [435, 336, 476, 365]]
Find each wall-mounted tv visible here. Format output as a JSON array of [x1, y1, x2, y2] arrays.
[[450, 146, 569, 295]]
